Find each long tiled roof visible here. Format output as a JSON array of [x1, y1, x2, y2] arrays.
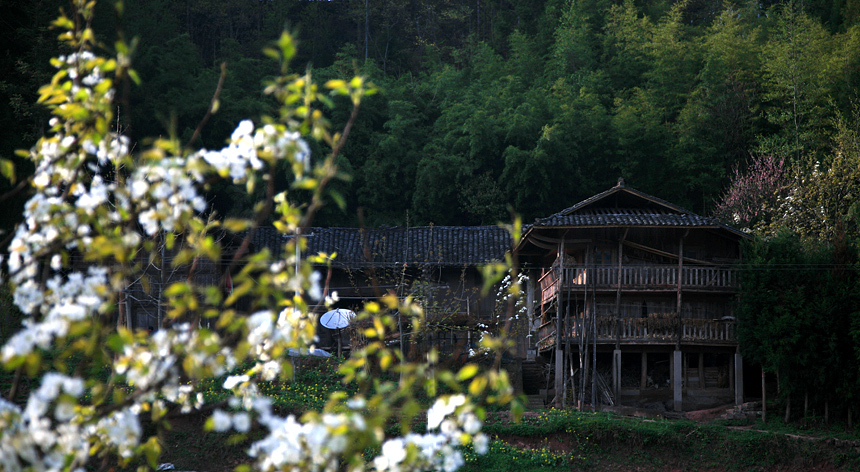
[[534, 208, 724, 228], [250, 226, 512, 267], [531, 183, 747, 236]]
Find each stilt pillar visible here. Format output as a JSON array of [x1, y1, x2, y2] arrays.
[[613, 349, 621, 398], [555, 348, 563, 408], [734, 352, 744, 405], [673, 350, 683, 412]]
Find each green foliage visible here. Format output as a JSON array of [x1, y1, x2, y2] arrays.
[[737, 230, 860, 410], [759, 3, 839, 160], [784, 105, 860, 241], [472, 409, 860, 471], [6, 0, 860, 226]]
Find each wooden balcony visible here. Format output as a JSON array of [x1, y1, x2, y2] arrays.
[[537, 316, 736, 350], [539, 265, 737, 302]]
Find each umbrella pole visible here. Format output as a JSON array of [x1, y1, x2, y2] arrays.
[[337, 328, 342, 358]]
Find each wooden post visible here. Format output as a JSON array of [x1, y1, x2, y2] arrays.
[[615, 229, 627, 350], [555, 242, 564, 408], [698, 352, 705, 389], [734, 352, 743, 405], [564, 267, 573, 408], [562, 298, 568, 408], [527, 275, 535, 345], [613, 349, 621, 399], [589, 246, 597, 411], [673, 350, 683, 412], [676, 230, 688, 350]]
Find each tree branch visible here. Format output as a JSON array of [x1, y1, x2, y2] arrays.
[[187, 63, 227, 149]]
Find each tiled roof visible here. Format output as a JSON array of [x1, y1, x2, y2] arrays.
[[531, 182, 747, 237], [534, 208, 724, 228], [544, 182, 689, 219], [249, 226, 512, 267]]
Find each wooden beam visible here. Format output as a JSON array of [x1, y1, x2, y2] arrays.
[[622, 240, 716, 266], [677, 230, 688, 350], [528, 238, 561, 251], [530, 233, 592, 246], [555, 238, 565, 409], [615, 229, 628, 349]]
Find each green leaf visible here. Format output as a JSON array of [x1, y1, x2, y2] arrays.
[[224, 218, 251, 232], [0, 158, 15, 184], [510, 398, 524, 422], [106, 333, 126, 353], [143, 437, 161, 469], [164, 282, 191, 297], [128, 69, 141, 85], [468, 376, 487, 396], [263, 47, 280, 61], [277, 32, 295, 60], [293, 177, 318, 190], [25, 352, 42, 378], [52, 16, 74, 29], [456, 364, 479, 381], [329, 189, 346, 210]]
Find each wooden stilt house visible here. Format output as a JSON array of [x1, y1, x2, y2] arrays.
[[252, 225, 512, 361], [515, 179, 750, 411]]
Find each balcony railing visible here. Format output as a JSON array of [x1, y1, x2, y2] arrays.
[[539, 265, 737, 302], [537, 316, 736, 350]]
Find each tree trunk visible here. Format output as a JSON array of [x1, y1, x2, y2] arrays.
[[784, 395, 791, 424]]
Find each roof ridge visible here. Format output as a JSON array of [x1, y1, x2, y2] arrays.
[[538, 183, 698, 224]]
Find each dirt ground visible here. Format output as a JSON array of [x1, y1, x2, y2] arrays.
[[157, 405, 858, 472], [492, 405, 858, 472]]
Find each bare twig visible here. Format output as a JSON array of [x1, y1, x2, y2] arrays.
[[5, 364, 23, 402], [187, 62, 227, 149], [300, 102, 362, 233], [0, 178, 31, 205]]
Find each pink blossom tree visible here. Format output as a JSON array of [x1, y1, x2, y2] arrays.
[[714, 154, 791, 235]]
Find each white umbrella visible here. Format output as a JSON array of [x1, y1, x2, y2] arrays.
[[320, 309, 356, 357], [288, 348, 331, 358], [320, 309, 356, 330]]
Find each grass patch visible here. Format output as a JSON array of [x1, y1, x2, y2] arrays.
[[461, 441, 576, 471], [476, 409, 860, 471], [196, 357, 355, 413]]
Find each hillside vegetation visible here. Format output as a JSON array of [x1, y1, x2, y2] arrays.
[[3, 0, 860, 228]]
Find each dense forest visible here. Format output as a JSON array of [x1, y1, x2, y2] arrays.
[[2, 0, 859, 230]]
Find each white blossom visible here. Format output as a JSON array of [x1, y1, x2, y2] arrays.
[[211, 410, 232, 432]]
